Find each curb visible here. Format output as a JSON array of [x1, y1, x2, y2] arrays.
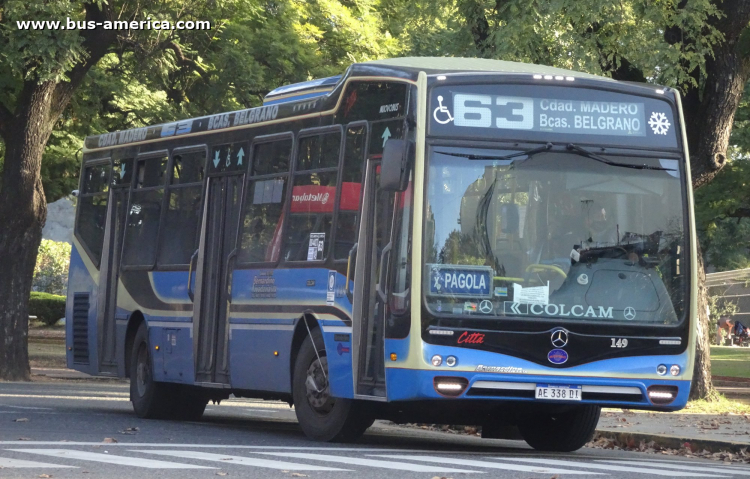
[[31, 368, 122, 381], [595, 429, 749, 454]]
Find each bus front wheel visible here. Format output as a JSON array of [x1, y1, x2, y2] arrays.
[[292, 329, 372, 442], [130, 323, 174, 419], [517, 405, 600, 452]]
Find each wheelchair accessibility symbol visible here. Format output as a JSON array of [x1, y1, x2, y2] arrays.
[[433, 96, 454, 124]]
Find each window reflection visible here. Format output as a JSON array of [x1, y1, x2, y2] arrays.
[[424, 148, 685, 324]]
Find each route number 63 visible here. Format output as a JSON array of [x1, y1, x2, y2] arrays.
[[611, 338, 628, 348], [454, 93, 535, 130]]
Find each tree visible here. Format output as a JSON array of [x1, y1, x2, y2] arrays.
[[0, 0, 398, 380], [381, 0, 750, 399]]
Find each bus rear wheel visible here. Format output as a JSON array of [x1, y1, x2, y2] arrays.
[[130, 323, 174, 419], [292, 329, 372, 442], [517, 405, 600, 452]]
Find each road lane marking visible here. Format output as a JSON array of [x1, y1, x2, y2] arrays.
[[0, 404, 54, 410], [0, 442, 442, 452], [372, 455, 603, 475], [598, 460, 750, 476], [258, 452, 481, 473], [8, 449, 215, 469], [493, 457, 729, 477], [0, 457, 76, 468], [135, 450, 348, 471]]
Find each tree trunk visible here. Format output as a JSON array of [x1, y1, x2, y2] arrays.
[[0, 81, 56, 381], [689, 250, 718, 400]]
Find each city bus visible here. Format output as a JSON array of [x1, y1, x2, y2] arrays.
[[66, 57, 697, 451]]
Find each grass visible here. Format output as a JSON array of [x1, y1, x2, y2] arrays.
[[683, 394, 750, 415], [710, 346, 750, 379]]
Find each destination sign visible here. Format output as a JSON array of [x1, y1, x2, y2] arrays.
[[430, 84, 679, 149], [426, 264, 493, 298]]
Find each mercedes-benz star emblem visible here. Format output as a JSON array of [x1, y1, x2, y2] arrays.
[[479, 300, 494, 314], [551, 329, 569, 348], [624, 307, 636, 320]]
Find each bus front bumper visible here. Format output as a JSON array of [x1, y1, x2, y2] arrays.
[[385, 368, 691, 411]]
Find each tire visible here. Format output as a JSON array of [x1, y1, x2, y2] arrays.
[[517, 405, 600, 452], [172, 387, 208, 421], [130, 323, 175, 419], [292, 329, 372, 442]]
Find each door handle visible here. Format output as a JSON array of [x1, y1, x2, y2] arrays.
[[345, 243, 357, 303], [187, 249, 199, 302], [225, 249, 238, 303], [376, 242, 393, 303]]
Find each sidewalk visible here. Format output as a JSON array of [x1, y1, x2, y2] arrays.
[[596, 408, 750, 454]]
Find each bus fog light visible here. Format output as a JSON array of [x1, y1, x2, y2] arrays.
[[647, 385, 678, 405], [670, 365, 681, 376], [431, 355, 443, 367], [433, 377, 469, 397], [656, 364, 667, 375], [445, 356, 457, 367]]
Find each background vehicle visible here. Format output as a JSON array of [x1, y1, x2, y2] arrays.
[[67, 57, 697, 451]]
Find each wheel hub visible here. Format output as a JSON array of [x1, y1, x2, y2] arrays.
[[305, 356, 334, 413], [136, 345, 149, 397]]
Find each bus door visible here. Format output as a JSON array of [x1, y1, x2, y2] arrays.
[[352, 160, 396, 397], [193, 144, 246, 385], [97, 159, 132, 374]]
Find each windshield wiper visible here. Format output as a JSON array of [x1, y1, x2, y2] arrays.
[[436, 142, 553, 161], [566, 143, 675, 171]]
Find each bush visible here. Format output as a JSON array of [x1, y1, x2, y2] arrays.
[[33, 239, 71, 296], [29, 292, 66, 326]]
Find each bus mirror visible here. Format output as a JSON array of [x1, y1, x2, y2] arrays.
[[381, 139, 413, 191]]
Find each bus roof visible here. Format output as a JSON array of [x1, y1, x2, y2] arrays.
[[361, 57, 612, 80], [83, 57, 621, 152]]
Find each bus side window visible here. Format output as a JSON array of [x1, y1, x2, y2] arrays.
[[284, 132, 342, 262], [158, 149, 206, 266], [76, 162, 111, 266], [334, 125, 366, 260], [122, 156, 168, 267], [238, 139, 292, 263]]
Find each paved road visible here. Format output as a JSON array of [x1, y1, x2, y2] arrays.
[[0, 381, 746, 478]]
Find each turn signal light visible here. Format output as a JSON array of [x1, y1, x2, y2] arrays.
[[647, 385, 678, 405], [433, 377, 469, 397]]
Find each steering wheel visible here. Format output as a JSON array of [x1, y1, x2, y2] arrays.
[[525, 264, 567, 280]]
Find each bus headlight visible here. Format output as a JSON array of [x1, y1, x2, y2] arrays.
[[670, 365, 681, 376], [656, 364, 667, 375], [445, 356, 457, 367], [431, 355, 443, 367]]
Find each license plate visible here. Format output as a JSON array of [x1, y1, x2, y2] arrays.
[[535, 384, 582, 401]]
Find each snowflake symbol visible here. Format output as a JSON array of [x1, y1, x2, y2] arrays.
[[648, 112, 671, 135]]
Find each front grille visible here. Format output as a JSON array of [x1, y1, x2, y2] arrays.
[[72, 293, 90, 364], [582, 391, 644, 403], [465, 388, 535, 398]]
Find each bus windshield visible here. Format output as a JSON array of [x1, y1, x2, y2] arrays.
[[423, 146, 686, 325]]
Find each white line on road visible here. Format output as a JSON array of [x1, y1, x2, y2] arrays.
[[0, 457, 76, 468], [598, 460, 750, 476], [135, 450, 349, 471], [492, 457, 729, 477], [258, 452, 482, 473], [0, 442, 453, 453], [372, 455, 604, 475], [0, 404, 53, 410], [8, 449, 216, 469]]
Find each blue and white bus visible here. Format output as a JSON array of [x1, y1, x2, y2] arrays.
[[66, 57, 697, 451]]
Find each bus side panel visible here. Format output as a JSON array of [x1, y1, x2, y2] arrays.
[[229, 327, 293, 392], [148, 319, 194, 384], [321, 325, 354, 399], [65, 243, 100, 375]]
